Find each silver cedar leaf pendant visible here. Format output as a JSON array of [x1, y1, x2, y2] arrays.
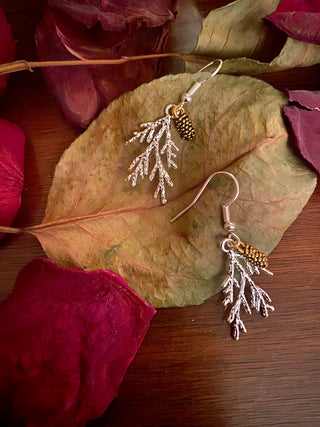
[[220, 238, 274, 340], [125, 104, 195, 205], [124, 60, 223, 204]]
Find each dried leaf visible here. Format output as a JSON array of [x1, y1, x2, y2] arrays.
[[0, 119, 25, 238], [284, 90, 320, 174], [266, 0, 320, 45], [0, 6, 15, 96], [186, 0, 320, 75], [29, 73, 316, 308], [0, 258, 155, 427], [35, 2, 177, 127], [192, 0, 281, 60]]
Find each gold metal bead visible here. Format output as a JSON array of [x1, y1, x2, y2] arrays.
[[234, 240, 268, 268], [172, 105, 195, 141]]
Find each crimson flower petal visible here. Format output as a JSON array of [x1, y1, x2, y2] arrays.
[[36, 7, 170, 127], [0, 118, 25, 237], [266, 0, 320, 45], [0, 6, 15, 96], [0, 258, 156, 427], [48, 0, 180, 30], [284, 89, 320, 174], [36, 10, 102, 128], [287, 89, 320, 110]]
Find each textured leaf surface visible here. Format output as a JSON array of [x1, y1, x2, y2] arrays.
[[192, 0, 280, 59], [30, 73, 316, 307], [186, 0, 320, 75], [0, 258, 155, 427]]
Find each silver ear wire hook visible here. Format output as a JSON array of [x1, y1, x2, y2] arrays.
[[180, 59, 223, 105], [170, 171, 239, 228], [198, 59, 223, 82]]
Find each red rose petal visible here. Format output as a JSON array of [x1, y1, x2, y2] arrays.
[[0, 258, 156, 427], [0, 6, 15, 96], [36, 8, 169, 127], [0, 118, 25, 237], [287, 89, 320, 110], [266, 0, 320, 45], [35, 10, 102, 127], [48, 0, 180, 30], [284, 89, 320, 174]]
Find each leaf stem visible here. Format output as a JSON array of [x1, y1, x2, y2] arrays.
[[0, 54, 208, 76], [0, 226, 23, 234]]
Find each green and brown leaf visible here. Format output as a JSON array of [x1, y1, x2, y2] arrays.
[[186, 0, 320, 75], [27, 73, 316, 307]]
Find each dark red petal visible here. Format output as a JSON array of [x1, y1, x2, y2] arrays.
[[0, 6, 15, 96], [36, 8, 169, 127], [284, 89, 320, 174], [36, 10, 102, 128], [0, 258, 156, 427], [271, 0, 319, 13], [287, 89, 320, 110], [0, 119, 25, 237], [266, 0, 320, 45], [48, 0, 180, 30]]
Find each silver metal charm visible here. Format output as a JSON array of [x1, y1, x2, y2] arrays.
[[125, 107, 178, 204], [220, 235, 274, 341], [125, 60, 223, 205], [171, 170, 274, 340]]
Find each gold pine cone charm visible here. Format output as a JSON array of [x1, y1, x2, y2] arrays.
[[172, 105, 195, 141], [234, 240, 268, 269]]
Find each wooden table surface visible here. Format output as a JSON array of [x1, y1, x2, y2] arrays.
[[1, 1, 320, 426]]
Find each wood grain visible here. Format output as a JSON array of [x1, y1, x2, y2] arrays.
[[1, 1, 320, 426]]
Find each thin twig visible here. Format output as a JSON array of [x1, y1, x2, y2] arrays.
[[0, 53, 209, 76]]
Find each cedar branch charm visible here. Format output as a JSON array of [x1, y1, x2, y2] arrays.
[[125, 106, 186, 204], [125, 60, 223, 204], [170, 169, 274, 340], [221, 237, 274, 340]]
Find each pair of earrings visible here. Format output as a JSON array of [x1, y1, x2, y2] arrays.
[[124, 62, 274, 340]]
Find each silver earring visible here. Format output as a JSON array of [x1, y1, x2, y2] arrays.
[[171, 171, 274, 340], [125, 59, 223, 205]]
